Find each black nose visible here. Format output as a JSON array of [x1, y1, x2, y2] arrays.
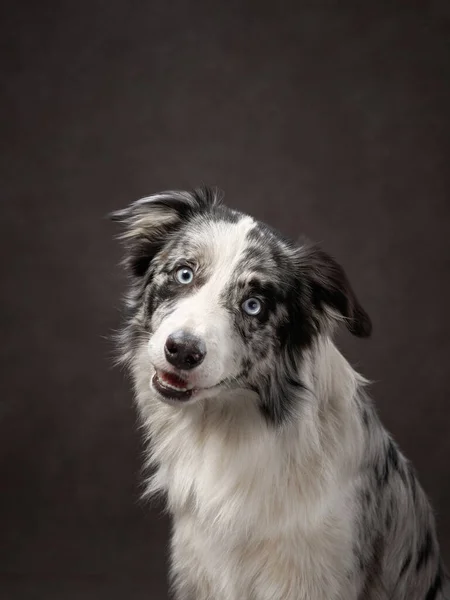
[[164, 330, 206, 370]]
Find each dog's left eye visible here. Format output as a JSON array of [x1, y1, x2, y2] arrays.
[[242, 297, 262, 316], [175, 266, 194, 285]]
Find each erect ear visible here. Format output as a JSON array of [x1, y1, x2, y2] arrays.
[[110, 186, 220, 277], [296, 244, 372, 338]]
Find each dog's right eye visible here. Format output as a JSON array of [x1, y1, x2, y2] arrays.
[[175, 266, 194, 285], [242, 297, 262, 316]]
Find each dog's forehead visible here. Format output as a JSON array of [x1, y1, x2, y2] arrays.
[[175, 215, 255, 272], [180, 214, 289, 274]]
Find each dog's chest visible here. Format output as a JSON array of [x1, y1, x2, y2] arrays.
[[171, 509, 357, 600], [148, 402, 280, 529], [147, 403, 357, 600]]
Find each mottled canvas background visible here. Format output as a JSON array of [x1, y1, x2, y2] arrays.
[[1, 2, 449, 598]]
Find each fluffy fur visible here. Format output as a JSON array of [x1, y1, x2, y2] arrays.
[[112, 187, 446, 600]]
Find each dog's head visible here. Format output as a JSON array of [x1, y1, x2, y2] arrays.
[[112, 187, 371, 425]]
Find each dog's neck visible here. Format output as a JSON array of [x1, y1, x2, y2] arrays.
[[291, 336, 367, 470], [141, 336, 368, 532], [304, 336, 365, 408], [135, 336, 372, 541]]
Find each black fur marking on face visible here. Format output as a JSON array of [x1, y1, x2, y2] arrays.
[[111, 186, 225, 278], [151, 264, 209, 308], [232, 215, 371, 425], [114, 186, 372, 427], [214, 224, 316, 425], [246, 224, 372, 342]]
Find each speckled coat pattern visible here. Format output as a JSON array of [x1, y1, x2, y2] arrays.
[[113, 188, 447, 600]]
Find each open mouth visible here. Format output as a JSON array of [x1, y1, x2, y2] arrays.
[[151, 369, 238, 403], [152, 370, 196, 401]]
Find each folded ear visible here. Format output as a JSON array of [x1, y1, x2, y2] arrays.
[[110, 187, 220, 277], [296, 244, 372, 338]]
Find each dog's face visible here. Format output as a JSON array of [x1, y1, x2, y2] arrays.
[[113, 188, 371, 424]]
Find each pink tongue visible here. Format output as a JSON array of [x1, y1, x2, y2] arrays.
[[161, 371, 188, 388]]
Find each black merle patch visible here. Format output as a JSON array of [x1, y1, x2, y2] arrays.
[[362, 407, 370, 428], [363, 489, 372, 509], [399, 553, 412, 578], [375, 439, 400, 489], [111, 186, 225, 278], [416, 530, 434, 571], [384, 504, 393, 530], [295, 244, 372, 338], [114, 186, 372, 426], [425, 566, 443, 600], [407, 463, 418, 502], [358, 535, 386, 599]]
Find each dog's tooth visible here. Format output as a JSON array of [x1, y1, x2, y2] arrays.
[[161, 379, 188, 392]]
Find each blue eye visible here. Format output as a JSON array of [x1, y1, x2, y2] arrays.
[[176, 267, 194, 284], [242, 297, 262, 316]]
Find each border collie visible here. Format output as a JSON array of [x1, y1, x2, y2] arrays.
[[112, 187, 446, 600]]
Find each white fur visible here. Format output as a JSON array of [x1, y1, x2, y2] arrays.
[[129, 217, 369, 599], [149, 217, 255, 397], [116, 191, 445, 600], [132, 334, 368, 600]]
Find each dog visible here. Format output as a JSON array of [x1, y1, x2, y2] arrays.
[[112, 187, 446, 600]]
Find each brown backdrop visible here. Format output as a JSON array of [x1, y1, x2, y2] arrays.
[[1, 2, 449, 599]]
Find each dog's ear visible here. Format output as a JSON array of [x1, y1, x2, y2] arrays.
[[296, 244, 372, 338], [110, 187, 220, 277]]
